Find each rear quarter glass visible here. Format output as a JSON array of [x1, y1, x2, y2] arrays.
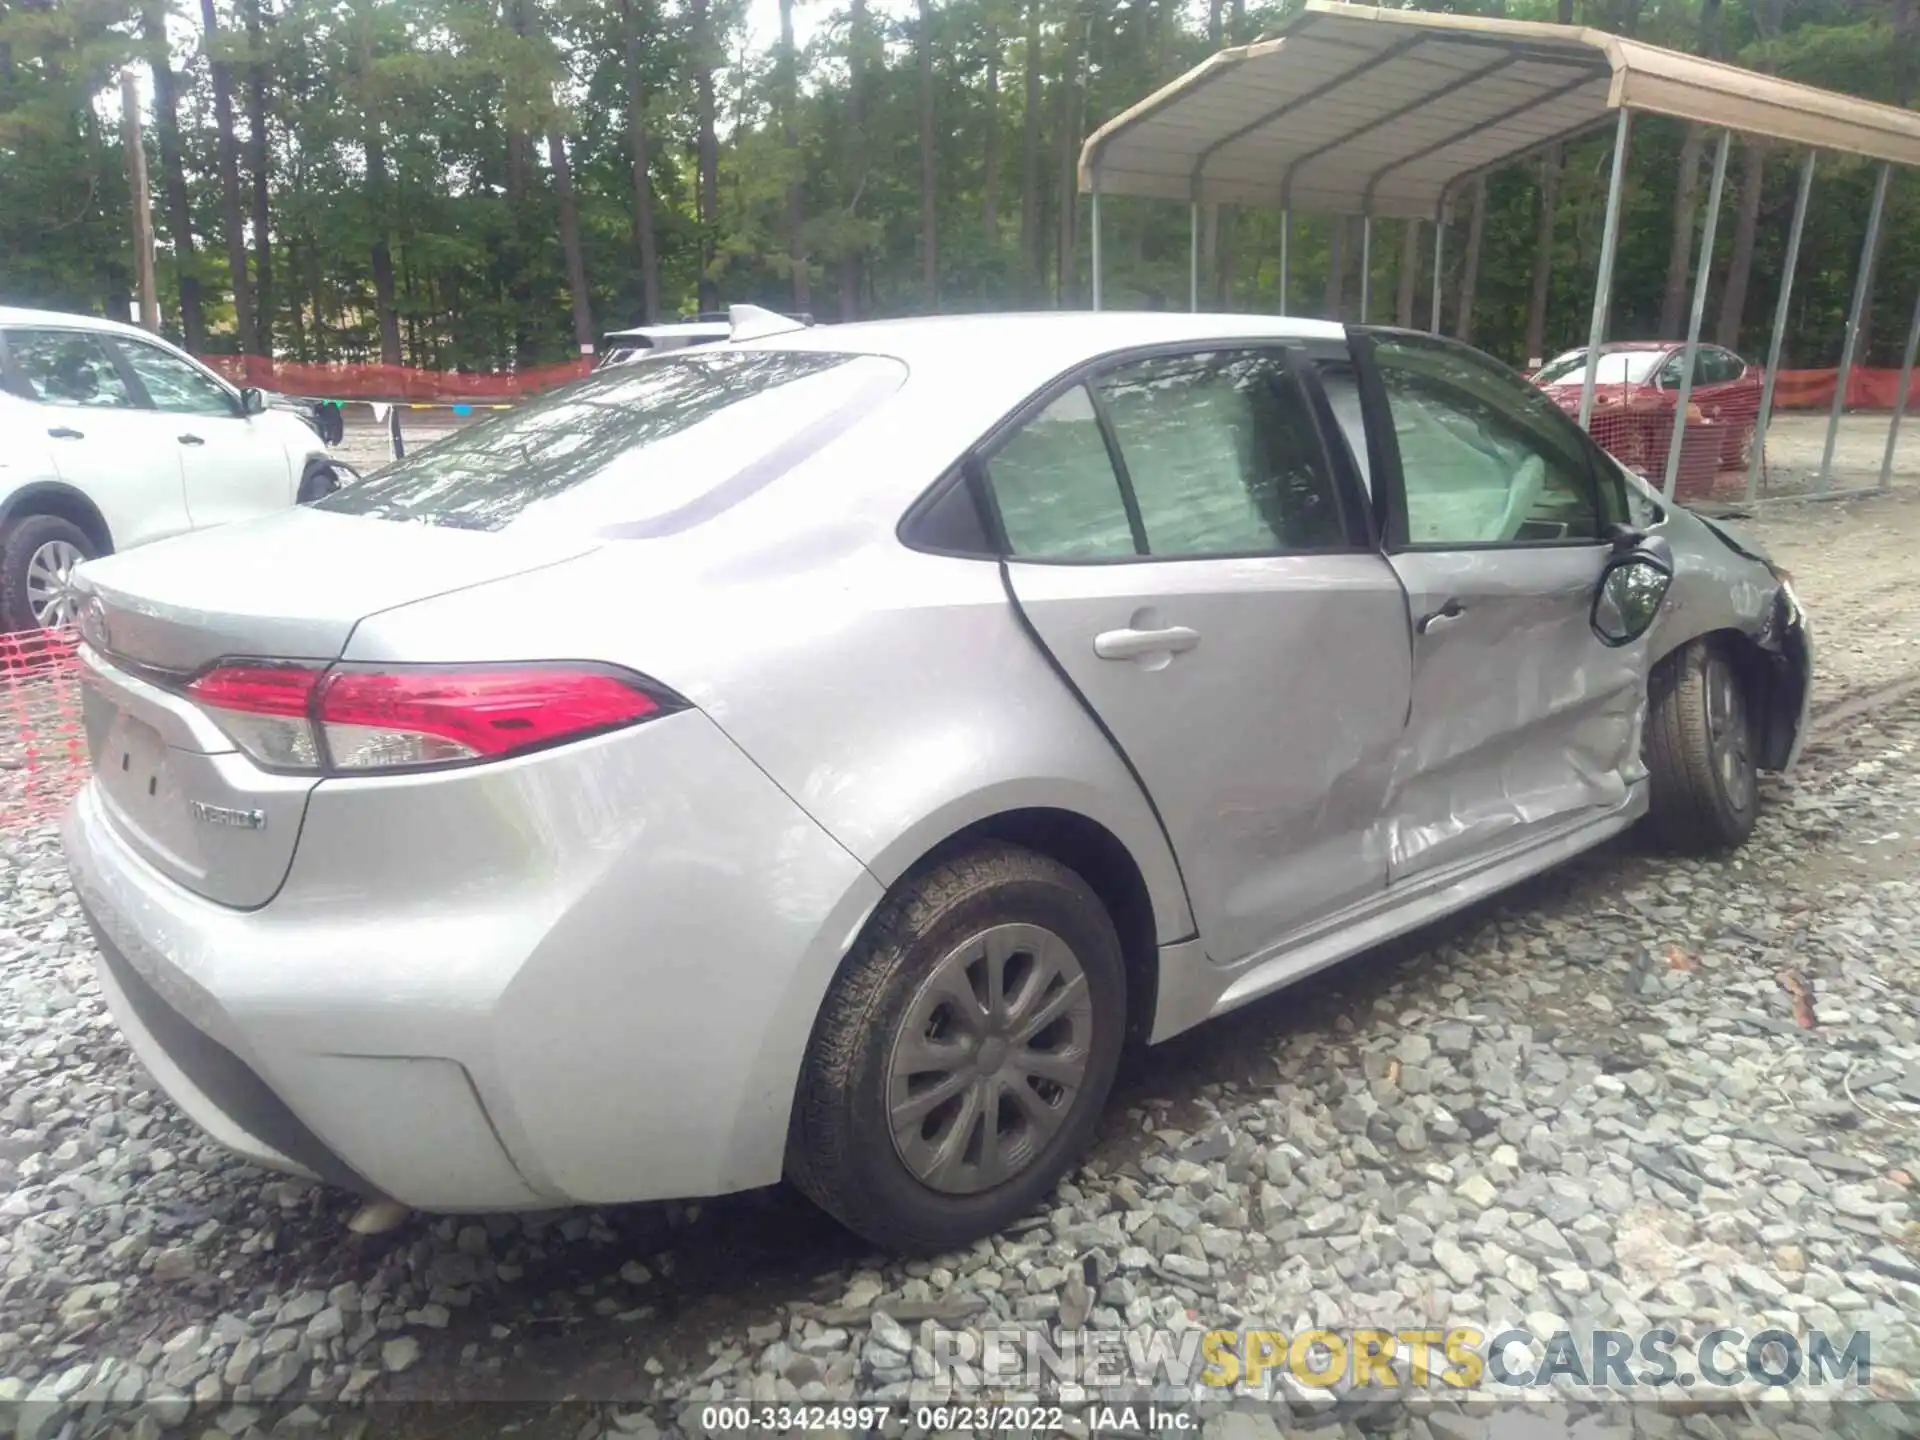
[[318, 350, 908, 534]]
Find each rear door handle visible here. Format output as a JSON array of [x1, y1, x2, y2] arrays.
[[1416, 599, 1466, 634], [177, 433, 205, 446], [47, 426, 84, 440], [1094, 625, 1201, 661]]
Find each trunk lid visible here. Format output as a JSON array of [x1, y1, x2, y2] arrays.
[[72, 506, 598, 908]]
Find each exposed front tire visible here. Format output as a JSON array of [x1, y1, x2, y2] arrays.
[[0, 515, 94, 633], [297, 460, 341, 505], [1646, 638, 1759, 852], [788, 842, 1126, 1253]]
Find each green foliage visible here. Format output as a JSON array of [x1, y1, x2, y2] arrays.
[[0, 0, 1915, 371]]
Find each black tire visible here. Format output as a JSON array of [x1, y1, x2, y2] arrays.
[[1645, 638, 1759, 852], [788, 842, 1126, 1253], [297, 460, 341, 505], [0, 514, 94, 634]]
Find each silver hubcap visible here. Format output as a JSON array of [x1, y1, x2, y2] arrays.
[[1705, 657, 1754, 814], [25, 539, 84, 629], [886, 922, 1094, 1195]]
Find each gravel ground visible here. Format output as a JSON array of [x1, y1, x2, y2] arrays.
[[4, 495, 1920, 1440]]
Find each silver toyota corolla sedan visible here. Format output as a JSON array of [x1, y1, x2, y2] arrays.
[[61, 312, 1811, 1252]]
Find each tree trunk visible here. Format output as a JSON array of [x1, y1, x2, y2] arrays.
[[143, 1, 204, 352], [982, 5, 1000, 243], [692, 0, 720, 312], [1019, 0, 1043, 301], [365, 130, 402, 366], [242, 0, 272, 357], [1053, 3, 1084, 307], [1455, 177, 1486, 344], [549, 131, 594, 351], [1714, 141, 1765, 350], [620, 0, 660, 323], [1659, 126, 1703, 337], [1325, 215, 1347, 321], [917, 0, 938, 309], [1525, 146, 1561, 367], [199, 0, 256, 353], [1396, 218, 1420, 328], [1659, 0, 1722, 335], [839, 0, 868, 320], [779, 0, 809, 309], [1199, 0, 1222, 300]]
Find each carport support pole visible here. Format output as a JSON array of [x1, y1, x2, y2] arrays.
[[1189, 203, 1200, 313], [1746, 150, 1816, 501], [1090, 183, 1103, 312], [1820, 161, 1892, 492], [1660, 128, 1732, 502], [1879, 287, 1920, 489], [1430, 201, 1447, 333], [1359, 215, 1373, 323], [1577, 109, 1633, 432], [1279, 210, 1290, 317]]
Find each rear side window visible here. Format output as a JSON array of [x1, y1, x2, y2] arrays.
[[320, 350, 905, 533], [1095, 351, 1348, 556], [977, 347, 1352, 563], [985, 385, 1139, 560], [6, 330, 137, 409]]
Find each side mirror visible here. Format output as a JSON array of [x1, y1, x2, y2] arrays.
[[241, 386, 268, 416], [1592, 536, 1674, 647]]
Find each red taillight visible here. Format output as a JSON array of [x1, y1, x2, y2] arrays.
[[181, 661, 672, 774], [318, 666, 661, 770]]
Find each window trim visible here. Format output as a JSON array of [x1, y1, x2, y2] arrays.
[[1352, 326, 1613, 556], [899, 337, 1378, 567]]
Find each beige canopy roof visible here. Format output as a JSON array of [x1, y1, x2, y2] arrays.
[[1080, 2, 1920, 221]]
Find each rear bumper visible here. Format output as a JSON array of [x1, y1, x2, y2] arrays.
[[62, 709, 884, 1210]]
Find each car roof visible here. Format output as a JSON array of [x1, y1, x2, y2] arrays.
[[0, 305, 145, 334], [734, 310, 1348, 385]]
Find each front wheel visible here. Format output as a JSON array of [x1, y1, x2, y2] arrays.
[[0, 515, 94, 633], [787, 843, 1126, 1253], [1646, 639, 1759, 852], [297, 460, 341, 505]]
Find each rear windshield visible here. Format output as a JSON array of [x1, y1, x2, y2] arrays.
[[319, 349, 905, 533]]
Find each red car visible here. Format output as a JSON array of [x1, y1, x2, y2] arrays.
[[1531, 341, 1761, 479]]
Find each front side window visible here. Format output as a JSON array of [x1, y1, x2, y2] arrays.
[[1534, 350, 1663, 387], [984, 385, 1139, 560], [1373, 337, 1601, 546], [6, 330, 136, 410], [320, 349, 905, 532], [1094, 351, 1348, 556], [115, 340, 238, 414]]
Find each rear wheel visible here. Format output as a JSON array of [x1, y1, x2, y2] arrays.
[[1646, 638, 1758, 852], [788, 843, 1125, 1252], [0, 515, 93, 633]]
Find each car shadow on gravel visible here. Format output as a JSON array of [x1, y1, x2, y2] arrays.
[[383, 829, 1678, 1407]]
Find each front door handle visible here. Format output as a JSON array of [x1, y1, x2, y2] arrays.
[[1094, 625, 1201, 661], [47, 426, 84, 440], [1416, 599, 1466, 635], [177, 433, 205, 446]]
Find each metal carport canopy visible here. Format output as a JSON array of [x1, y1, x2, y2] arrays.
[[1079, 1, 1920, 220]]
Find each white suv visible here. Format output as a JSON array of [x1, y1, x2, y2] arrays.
[[0, 307, 338, 632]]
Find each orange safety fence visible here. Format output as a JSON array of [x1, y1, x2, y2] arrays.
[[2, 627, 87, 832], [1769, 367, 1920, 411], [200, 354, 593, 403]]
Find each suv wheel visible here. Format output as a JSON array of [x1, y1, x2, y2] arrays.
[[1, 515, 94, 633], [788, 843, 1125, 1252]]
